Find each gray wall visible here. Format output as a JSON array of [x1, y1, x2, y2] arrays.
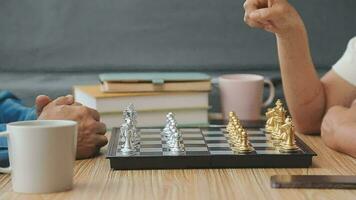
[[0, 0, 355, 73], [0, 0, 354, 107]]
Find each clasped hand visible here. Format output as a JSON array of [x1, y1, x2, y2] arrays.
[[35, 95, 108, 159]]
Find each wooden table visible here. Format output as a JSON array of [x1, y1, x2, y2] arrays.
[[1, 133, 356, 200]]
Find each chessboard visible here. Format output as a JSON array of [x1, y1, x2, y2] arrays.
[[107, 126, 316, 170]]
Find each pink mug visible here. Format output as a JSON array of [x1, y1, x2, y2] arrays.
[[219, 74, 275, 120]]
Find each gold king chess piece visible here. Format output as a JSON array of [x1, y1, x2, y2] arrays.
[[265, 99, 286, 134], [279, 117, 299, 153], [270, 99, 287, 140]]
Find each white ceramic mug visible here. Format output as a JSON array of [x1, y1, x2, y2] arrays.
[[219, 74, 275, 120], [0, 120, 77, 193]]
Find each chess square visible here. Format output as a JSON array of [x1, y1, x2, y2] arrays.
[[248, 130, 263, 134], [140, 129, 161, 132], [163, 151, 186, 156], [202, 131, 224, 135], [185, 147, 208, 151], [205, 140, 229, 144], [140, 144, 162, 148], [205, 134, 224, 137], [254, 147, 277, 151], [249, 140, 269, 143], [182, 133, 204, 138], [183, 140, 206, 145], [180, 128, 201, 132], [140, 134, 161, 139], [181, 137, 204, 141], [251, 143, 274, 148], [140, 148, 162, 152], [208, 147, 231, 151], [183, 144, 207, 148], [185, 151, 210, 156], [207, 143, 230, 148], [249, 136, 267, 140], [139, 137, 161, 141], [204, 136, 226, 141], [140, 141, 162, 145]]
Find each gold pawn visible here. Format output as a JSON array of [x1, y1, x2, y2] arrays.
[[237, 129, 254, 153], [226, 111, 236, 133], [228, 119, 238, 145]]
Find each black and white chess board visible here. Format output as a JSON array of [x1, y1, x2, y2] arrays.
[[107, 126, 316, 170]]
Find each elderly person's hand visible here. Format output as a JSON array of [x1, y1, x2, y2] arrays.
[[36, 95, 108, 159], [243, 0, 304, 37]]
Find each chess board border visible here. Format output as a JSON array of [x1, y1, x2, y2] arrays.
[[107, 126, 317, 170]]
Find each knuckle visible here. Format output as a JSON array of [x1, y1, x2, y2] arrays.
[[244, 14, 249, 22], [103, 138, 108, 146], [57, 104, 67, 111], [79, 106, 89, 115], [276, 5, 288, 14], [102, 123, 107, 132], [243, 1, 248, 9], [87, 122, 96, 132]]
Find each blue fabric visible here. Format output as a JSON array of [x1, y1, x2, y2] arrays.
[[0, 90, 36, 166]]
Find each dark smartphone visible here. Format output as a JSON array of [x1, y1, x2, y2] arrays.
[[271, 175, 356, 189]]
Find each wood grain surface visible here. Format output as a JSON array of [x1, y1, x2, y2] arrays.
[[1, 133, 356, 200]]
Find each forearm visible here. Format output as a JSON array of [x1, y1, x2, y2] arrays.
[[276, 28, 326, 133]]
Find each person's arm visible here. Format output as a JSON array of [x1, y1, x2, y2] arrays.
[[0, 91, 37, 123], [0, 124, 7, 148], [243, 0, 356, 133], [321, 102, 356, 158]]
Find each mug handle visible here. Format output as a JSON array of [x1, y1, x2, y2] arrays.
[[262, 78, 275, 108], [0, 131, 11, 174]]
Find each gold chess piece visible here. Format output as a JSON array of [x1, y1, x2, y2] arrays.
[[229, 119, 238, 139], [265, 108, 274, 133], [237, 129, 254, 153], [227, 111, 237, 134], [231, 126, 243, 148], [270, 99, 287, 139], [229, 119, 241, 146], [279, 117, 299, 153]]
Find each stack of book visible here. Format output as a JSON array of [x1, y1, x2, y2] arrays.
[[73, 73, 211, 128]]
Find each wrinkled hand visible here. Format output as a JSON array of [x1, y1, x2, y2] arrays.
[[35, 95, 74, 116], [38, 96, 108, 159], [243, 0, 304, 36]]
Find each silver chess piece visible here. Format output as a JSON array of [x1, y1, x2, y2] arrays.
[[167, 122, 184, 152], [129, 104, 139, 144], [120, 120, 135, 152], [120, 103, 139, 151], [162, 112, 176, 139]]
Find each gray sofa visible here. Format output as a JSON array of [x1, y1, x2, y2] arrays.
[[0, 0, 355, 112]]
